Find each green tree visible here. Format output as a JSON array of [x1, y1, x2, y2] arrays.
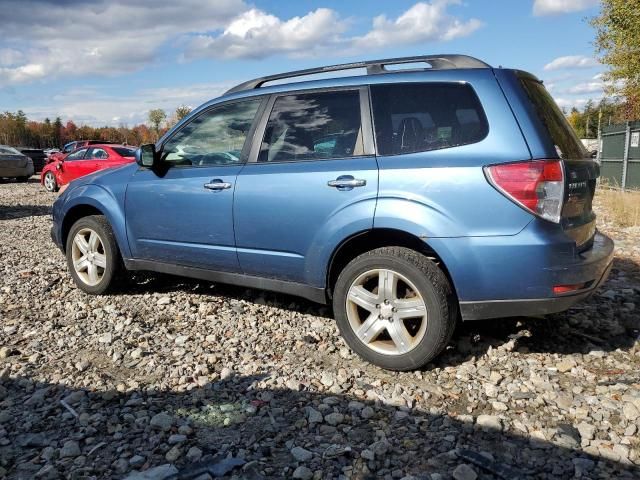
[[148, 108, 167, 138], [592, 0, 640, 118]]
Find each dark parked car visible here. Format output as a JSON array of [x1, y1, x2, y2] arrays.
[[51, 55, 613, 370], [18, 148, 47, 173], [0, 145, 34, 181]]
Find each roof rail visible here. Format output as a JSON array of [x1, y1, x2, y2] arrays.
[[224, 54, 490, 95]]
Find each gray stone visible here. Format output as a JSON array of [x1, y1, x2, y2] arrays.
[[476, 415, 502, 431], [292, 466, 314, 480], [452, 464, 477, 480], [60, 440, 81, 458], [186, 446, 202, 462], [150, 412, 174, 431], [124, 464, 178, 480], [324, 412, 344, 426], [291, 446, 313, 462]]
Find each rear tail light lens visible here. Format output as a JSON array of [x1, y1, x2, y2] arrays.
[[484, 160, 565, 223]]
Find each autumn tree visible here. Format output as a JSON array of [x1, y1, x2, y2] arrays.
[[592, 0, 640, 118], [175, 105, 192, 122], [148, 109, 167, 138]]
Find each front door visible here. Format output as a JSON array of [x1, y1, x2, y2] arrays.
[[233, 88, 378, 286], [59, 148, 92, 184], [125, 98, 264, 272]]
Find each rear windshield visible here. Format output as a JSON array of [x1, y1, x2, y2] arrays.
[[0, 146, 22, 155], [519, 78, 587, 159], [113, 147, 135, 157]]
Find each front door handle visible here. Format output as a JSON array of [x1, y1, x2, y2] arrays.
[[204, 179, 232, 190], [327, 175, 367, 189]]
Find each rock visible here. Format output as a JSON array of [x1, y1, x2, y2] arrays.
[[150, 412, 174, 431], [60, 440, 81, 458], [168, 434, 187, 444], [370, 439, 391, 456], [476, 415, 502, 431], [556, 358, 576, 373], [129, 455, 145, 467], [186, 446, 202, 462], [622, 402, 639, 421], [220, 367, 233, 380], [292, 466, 314, 480], [361, 449, 375, 461], [124, 464, 178, 480], [491, 401, 508, 411], [324, 412, 344, 426], [291, 446, 313, 462], [307, 407, 323, 424], [157, 296, 171, 305], [452, 464, 477, 480], [98, 332, 112, 344], [576, 422, 596, 441], [361, 406, 375, 419], [165, 445, 181, 462]]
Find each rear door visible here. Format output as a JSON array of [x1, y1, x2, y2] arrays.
[[233, 87, 378, 285], [516, 75, 598, 249]]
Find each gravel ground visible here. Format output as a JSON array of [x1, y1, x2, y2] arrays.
[[0, 178, 639, 480]]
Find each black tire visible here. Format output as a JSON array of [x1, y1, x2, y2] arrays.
[[17, 176, 30, 183], [65, 215, 122, 295], [333, 247, 456, 371], [43, 172, 58, 191]]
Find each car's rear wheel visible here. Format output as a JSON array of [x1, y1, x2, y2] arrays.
[[43, 172, 58, 192], [17, 176, 30, 183], [333, 247, 456, 371], [65, 215, 121, 295]]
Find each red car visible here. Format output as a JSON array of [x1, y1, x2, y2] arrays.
[[41, 144, 136, 192]]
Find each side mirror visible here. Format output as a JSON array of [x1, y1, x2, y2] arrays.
[[136, 144, 158, 168]]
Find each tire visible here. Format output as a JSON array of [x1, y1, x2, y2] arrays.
[[43, 172, 58, 192], [65, 215, 122, 295], [333, 247, 456, 371], [17, 176, 30, 183]]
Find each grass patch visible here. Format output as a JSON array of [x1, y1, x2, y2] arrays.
[[596, 187, 640, 228]]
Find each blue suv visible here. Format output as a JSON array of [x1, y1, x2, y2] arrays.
[[51, 55, 614, 370]]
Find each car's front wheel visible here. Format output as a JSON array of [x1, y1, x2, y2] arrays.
[[333, 247, 456, 371], [65, 215, 121, 294], [43, 172, 58, 192]]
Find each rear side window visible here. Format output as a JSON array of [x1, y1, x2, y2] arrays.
[[371, 83, 488, 156], [519, 78, 587, 159], [259, 90, 363, 162], [113, 147, 135, 157]]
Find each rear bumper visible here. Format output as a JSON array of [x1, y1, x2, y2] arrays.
[[460, 255, 613, 320]]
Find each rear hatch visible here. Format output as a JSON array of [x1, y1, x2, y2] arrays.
[[518, 76, 598, 250]]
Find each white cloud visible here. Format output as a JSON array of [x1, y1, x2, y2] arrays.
[[0, 0, 246, 87], [24, 82, 232, 126], [533, 0, 599, 16], [186, 1, 483, 60], [553, 97, 590, 110], [349, 1, 483, 51], [544, 55, 598, 71], [185, 8, 347, 60], [565, 81, 604, 94]]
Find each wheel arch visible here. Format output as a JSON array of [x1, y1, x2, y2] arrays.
[[326, 228, 458, 302]]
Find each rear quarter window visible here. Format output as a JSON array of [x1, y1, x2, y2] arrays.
[[370, 83, 488, 156]]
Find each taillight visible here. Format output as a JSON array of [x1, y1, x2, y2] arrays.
[[484, 160, 564, 223]]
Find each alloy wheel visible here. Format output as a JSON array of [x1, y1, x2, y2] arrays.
[[345, 268, 428, 355], [71, 228, 107, 286]]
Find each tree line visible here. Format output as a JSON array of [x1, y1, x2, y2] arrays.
[[0, 105, 192, 149]]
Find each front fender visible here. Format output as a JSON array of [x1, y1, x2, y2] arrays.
[[60, 184, 131, 258]]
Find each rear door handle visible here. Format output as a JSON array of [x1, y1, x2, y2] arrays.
[[204, 179, 232, 190], [327, 175, 367, 189]]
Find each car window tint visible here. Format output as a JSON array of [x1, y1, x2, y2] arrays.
[[87, 148, 109, 160], [66, 148, 87, 161], [162, 99, 261, 167], [370, 83, 488, 156], [259, 90, 363, 163], [112, 147, 135, 157]]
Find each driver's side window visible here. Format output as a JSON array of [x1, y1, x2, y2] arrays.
[[162, 99, 262, 167]]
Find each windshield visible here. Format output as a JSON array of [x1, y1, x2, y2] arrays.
[[0, 146, 22, 155]]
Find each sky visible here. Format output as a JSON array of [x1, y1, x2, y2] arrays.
[[0, 0, 604, 127]]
